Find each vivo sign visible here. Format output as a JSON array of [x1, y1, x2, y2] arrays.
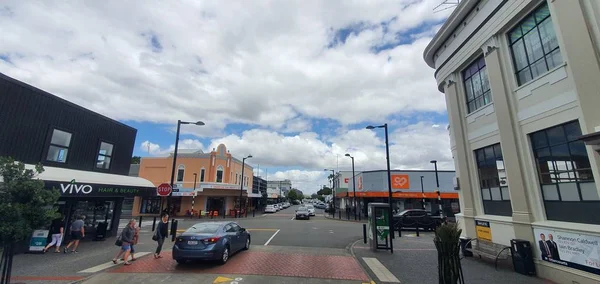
[[60, 183, 93, 194]]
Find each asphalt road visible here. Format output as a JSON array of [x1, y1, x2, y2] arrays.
[[10, 205, 367, 283]]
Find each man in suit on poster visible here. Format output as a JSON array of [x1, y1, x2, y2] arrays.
[[538, 233, 551, 259], [547, 234, 561, 260]]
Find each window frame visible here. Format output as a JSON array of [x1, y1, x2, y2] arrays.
[[139, 196, 162, 214], [462, 56, 492, 113], [216, 166, 224, 183], [475, 143, 512, 216], [508, 2, 562, 86], [46, 128, 74, 164], [95, 140, 114, 170], [200, 168, 205, 182], [177, 164, 185, 182]]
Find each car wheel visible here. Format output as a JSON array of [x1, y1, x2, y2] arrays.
[[176, 259, 187, 264], [243, 237, 250, 250], [219, 246, 230, 264]]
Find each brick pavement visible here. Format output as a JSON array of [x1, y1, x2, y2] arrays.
[[110, 250, 370, 281]]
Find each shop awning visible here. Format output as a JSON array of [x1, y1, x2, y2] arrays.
[[22, 164, 157, 197]]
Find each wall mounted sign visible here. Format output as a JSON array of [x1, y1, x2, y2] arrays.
[[391, 174, 410, 189], [533, 228, 600, 275], [475, 220, 492, 242], [45, 180, 157, 197]]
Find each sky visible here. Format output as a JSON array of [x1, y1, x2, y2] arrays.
[[0, 0, 457, 194]]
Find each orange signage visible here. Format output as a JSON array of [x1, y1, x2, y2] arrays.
[[391, 174, 410, 189], [345, 191, 458, 199]]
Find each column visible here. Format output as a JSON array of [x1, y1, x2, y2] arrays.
[[442, 76, 477, 238], [482, 36, 534, 242]]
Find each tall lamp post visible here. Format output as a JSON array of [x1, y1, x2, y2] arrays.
[[420, 176, 425, 210], [239, 155, 253, 217], [167, 120, 205, 212], [192, 173, 198, 216], [430, 160, 443, 219], [366, 123, 394, 252], [345, 153, 357, 220], [324, 169, 335, 211]]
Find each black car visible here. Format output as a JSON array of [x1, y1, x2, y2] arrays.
[[172, 221, 250, 264], [295, 207, 310, 220], [392, 209, 444, 231]]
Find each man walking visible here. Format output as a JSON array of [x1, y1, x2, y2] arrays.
[[64, 215, 85, 253]]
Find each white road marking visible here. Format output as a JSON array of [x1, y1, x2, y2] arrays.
[[362, 257, 400, 283], [291, 217, 295, 220], [263, 229, 280, 246], [78, 252, 151, 273]]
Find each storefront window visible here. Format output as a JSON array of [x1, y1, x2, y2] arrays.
[[531, 121, 600, 224], [70, 200, 114, 234], [475, 143, 512, 216], [140, 197, 161, 214]]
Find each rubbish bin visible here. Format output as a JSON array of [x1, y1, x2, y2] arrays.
[[511, 239, 536, 276], [459, 236, 472, 257]]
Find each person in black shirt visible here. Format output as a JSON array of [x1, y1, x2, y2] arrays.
[[154, 213, 169, 259], [43, 216, 64, 253]]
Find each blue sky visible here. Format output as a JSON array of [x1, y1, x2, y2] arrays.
[[0, 0, 455, 193]]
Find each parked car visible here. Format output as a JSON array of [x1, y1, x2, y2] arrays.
[[295, 206, 310, 220], [292, 200, 300, 205], [392, 209, 444, 231], [306, 204, 315, 216], [314, 203, 326, 209], [282, 202, 290, 208], [172, 221, 250, 265], [265, 205, 277, 213]]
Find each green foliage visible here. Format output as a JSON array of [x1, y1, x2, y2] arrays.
[[287, 190, 298, 201], [434, 222, 464, 284], [317, 186, 332, 196], [310, 193, 318, 199], [434, 222, 462, 243], [131, 156, 141, 164], [0, 157, 60, 244], [317, 196, 325, 202]]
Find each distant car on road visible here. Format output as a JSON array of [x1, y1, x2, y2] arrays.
[[282, 202, 290, 208], [173, 221, 250, 265], [306, 204, 315, 216], [392, 209, 444, 231], [314, 203, 326, 209], [295, 206, 310, 220], [265, 205, 277, 213]]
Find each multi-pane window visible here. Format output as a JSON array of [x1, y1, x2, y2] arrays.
[[47, 129, 72, 163], [200, 168, 205, 182], [177, 165, 185, 182], [96, 142, 113, 169], [216, 166, 224, 183], [531, 121, 599, 224], [139, 197, 161, 214], [463, 57, 491, 113], [475, 143, 512, 216], [509, 3, 562, 86]]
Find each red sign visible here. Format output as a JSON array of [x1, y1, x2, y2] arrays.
[[157, 183, 172, 196], [344, 178, 349, 184]]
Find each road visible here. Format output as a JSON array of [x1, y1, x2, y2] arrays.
[[10, 205, 372, 284]]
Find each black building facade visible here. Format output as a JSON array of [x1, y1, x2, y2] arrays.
[[253, 175, 267, 208], [0, 73, 156, 240]]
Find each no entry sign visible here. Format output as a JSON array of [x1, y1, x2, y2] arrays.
[[157, 183, 172, 196]]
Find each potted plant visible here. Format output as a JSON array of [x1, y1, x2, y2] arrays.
[[434, 222, 465, 284]]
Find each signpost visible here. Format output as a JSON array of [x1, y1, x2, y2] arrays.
[[157, 183, 173, 197]]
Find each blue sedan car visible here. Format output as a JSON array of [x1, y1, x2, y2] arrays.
[[172, 221, 250, 264]]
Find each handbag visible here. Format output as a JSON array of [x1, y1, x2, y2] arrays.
[[115, 235, 123, 247], [152, 225, 159, 241]]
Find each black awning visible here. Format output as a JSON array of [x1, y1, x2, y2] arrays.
[[45, 180, 157, 198]]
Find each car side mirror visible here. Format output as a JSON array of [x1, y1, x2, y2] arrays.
[[240, 228, 246, 232]]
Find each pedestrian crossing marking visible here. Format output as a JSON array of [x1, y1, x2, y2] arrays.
[[213, 276, 233, 283]]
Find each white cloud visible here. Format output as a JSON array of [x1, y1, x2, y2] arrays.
[[140, 139, 204, 156]]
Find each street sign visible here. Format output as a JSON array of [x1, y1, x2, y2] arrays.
[[157, 183, 172, 196]]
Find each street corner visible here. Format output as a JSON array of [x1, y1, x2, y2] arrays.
[[107, 250, 370, 282]]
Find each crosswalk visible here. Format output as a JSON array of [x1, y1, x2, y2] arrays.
[[78, 252, 151, 273]]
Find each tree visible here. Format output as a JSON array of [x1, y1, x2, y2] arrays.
[[317, 196, 325, 202], [287, 190, 298, 201], [131, 156, 141, 164], [317, 186, 332, 196], [310, 193, 318, 199], [0, 157, 60, 283]]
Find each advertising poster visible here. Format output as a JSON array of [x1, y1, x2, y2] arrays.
[[533, 228, 600, 275], [475, 220, 492, 242], [29, 230, 49, 252], [375, 207, 389, 242]]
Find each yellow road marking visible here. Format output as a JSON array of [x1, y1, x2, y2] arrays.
[[213, 276, 233, 283]]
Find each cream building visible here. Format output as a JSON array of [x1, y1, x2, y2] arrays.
[[424, 0, 600, 283]]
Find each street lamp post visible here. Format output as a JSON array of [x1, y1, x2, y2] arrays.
[[167, 120, 205, 213], [239, 155, 253, 218], [345, 153, 357, 220], [192, 173, 197, 217], [324, 169, 335, 212], [430, 160, 443, 219], [420, 176, 425, 210], [366, 123, 394, 253]]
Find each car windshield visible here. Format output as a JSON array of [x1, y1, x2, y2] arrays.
[[306, 205, 314, 209], [186, 223, 221, 234], [297, 207, 308, 212], [396, 210, 411, 216]]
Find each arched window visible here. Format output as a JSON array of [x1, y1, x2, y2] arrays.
[[177, 164, 185, 182], [216, 166, 224, 183], [200, 168, 206, 182]]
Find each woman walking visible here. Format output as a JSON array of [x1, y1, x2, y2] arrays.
[[43, 215, 64, 253], [112, 219, 136, 265], [154, 213, 169, 259], [123, 222, 140, 262]]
